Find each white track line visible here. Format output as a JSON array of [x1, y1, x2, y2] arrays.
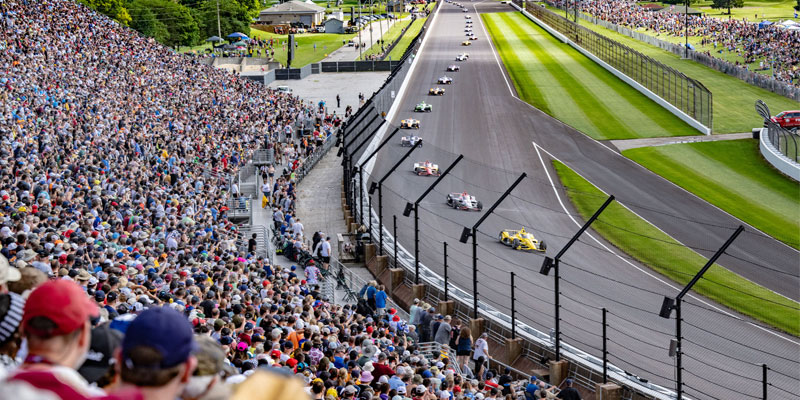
[[533, 142, 799, 345]]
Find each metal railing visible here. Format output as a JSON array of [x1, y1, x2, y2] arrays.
[[417, 342, 463, 376], [756, 99, 799, 163], [514, 0, 713, 131], [226, 195, 252, 221], [253, 148, 275, 166]]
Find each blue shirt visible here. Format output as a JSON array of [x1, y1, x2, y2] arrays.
[[366, 286, 376, 300], [375, 291, 387, 308]]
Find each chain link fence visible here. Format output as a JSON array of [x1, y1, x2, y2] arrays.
[[514, 0, 713, 131]]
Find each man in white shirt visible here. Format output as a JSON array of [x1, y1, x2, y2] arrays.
[[320, 236, 332, 271], [291, 218, 304, 239]]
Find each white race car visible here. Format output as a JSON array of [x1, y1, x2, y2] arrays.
[[413, 161, 440, 176], [401, 136, 423, 147], [456, 53, 469, 61], [438, 76, 453, 84], [447, 65, 460, 72], [446, 192, 483, 211]]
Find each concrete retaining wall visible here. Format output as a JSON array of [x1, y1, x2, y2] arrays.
[[759, 128, 800, 181]]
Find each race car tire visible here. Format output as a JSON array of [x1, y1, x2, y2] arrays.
[[540, 241, 547, 251], [476, 201, 483, 211], [512, 239, 520, 250], [498, 232, 504, 243]]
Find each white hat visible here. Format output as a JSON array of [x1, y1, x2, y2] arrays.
[[0, 254, 21, 285]]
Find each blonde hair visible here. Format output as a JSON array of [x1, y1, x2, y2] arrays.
[[232, 370, 310, 400]]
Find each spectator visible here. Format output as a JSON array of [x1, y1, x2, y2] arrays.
[[0, 255, 21, 294], [434, 316, 452, 346], [375, 285, 388, 316], [0, 292, 25, 375], [456, 326, 473, 369], [3, 280, 101, 399], [77, 323, 124, 389], [557, 379, 581, 400], [112, 307, 198, 400]]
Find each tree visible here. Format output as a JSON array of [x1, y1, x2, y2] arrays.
[[79, 0, 131, 25], [127, 0, 200, 47], [194, 0, 252, 40], [710, 0, 744, 15]]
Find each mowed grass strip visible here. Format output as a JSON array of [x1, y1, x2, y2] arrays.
[[359, 18, 412, 60], [568, 16, 800, 134], [483, 12, 697, 140], [250, 30, 355, 67], [623, 139, 800, 249], [552, 160, 800, 335], [387, 17, 427, 60]]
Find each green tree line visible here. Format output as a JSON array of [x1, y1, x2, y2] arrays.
[[78, 0, 263, 47]]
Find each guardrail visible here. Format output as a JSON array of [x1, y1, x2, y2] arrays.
[[417, 342, 463, 376], [756, 100, 800, 181], [226, 195, 252, 222], [253, 149, 275, 166]]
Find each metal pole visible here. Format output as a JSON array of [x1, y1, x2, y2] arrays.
[[216, 0, 221, 38], [379, 185, 383, 255], [676, 297, 682, 399], [555, 258, 561, 361], [676, 226, 744, 299], [359, 169, 365, 226], [472, 227, 478, 319], [409, 155, 464, 282], [602, 307, 608, 384], [763, 364, 768, 400], [684, 0, 688, 59], [393, 215, 397, 268], [511, 271, 516, 340], [443, 242, 448, 301]]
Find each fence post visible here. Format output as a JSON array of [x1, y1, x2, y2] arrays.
[[511, 271, 516, 340], [443, 241, 449, 301], [602, 307, 608, 384], [393, 215, 398, 268], [762, 364, 767, 400]]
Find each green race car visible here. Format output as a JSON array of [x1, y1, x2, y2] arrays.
[[415, 101, 432, 112]]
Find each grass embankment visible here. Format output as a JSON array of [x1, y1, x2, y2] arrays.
[[552, 160, 800, 335], [250, 30, 356, 67], [359, 18, 413, 59], [558, 8, 800, 133], [483, 12, 697, 140], [623, 140, 800, 249], [387, 17, 427, 60]]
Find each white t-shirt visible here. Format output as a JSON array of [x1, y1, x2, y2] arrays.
[[473, 338, 488, 361]]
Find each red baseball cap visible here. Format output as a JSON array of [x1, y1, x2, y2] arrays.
[[23, 280, 99, 337]]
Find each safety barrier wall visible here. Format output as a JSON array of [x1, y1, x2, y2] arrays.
[[759, 127, 800, 181], [511, 0, 713, 134]]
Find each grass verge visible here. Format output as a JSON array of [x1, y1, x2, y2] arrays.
[[562, 10, 800, 133], [483, 12, 697, 140], [387, 17, 427, 60], [359, 18, 412, 59], [552, 160, 800, 335], [623, 139, 800, 249]]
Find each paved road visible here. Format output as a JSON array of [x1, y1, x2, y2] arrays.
[[324, 18, 401, 62], [365, 1, 800, 399]]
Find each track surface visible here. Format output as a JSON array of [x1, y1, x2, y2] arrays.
[[367, 2, 800, 398]]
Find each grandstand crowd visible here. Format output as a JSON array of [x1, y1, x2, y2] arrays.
[[0, 0, 577, 400], [554, 0, 800, 85]]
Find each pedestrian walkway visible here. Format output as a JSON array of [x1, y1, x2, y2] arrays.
[[609, 132, 752, 151], [267, 71, 388, 118]]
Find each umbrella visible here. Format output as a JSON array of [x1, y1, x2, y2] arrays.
[[206, 36, 223, 42], [758, 21, 773, 29], [227, 32, 250, 40], [231, 41, 248, 47]]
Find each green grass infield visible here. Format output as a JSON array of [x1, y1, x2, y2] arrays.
[[552, 159, 800, 335], [623, 139, 800, 250]]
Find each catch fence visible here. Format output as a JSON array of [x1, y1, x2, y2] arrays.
[[513, 0, 713, 131]]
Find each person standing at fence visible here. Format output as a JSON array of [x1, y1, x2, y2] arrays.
[[336, 94, 341, 109], [375, 285, 388, 316], [248, 233, 258, 254], [418, 307, 434, 343], [456, 326, 472, 371], [320, 237, 332, 271], [433, 315, 452, 346], [473, 332, 490, 366], [292, 217, 304, 239]]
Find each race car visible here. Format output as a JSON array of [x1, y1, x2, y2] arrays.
[[401, 135, 422, 147], [465, 15, 471, 19], [415, 101, 433, 112], [461, 41, 471, 46], [462, 8, 468, 12], [455, 54, 469, 61], [429, 87, 446, 95], [465, 28, 472, 32], [465, 32, 473, 36], [446, 192, 483, 211], [447, 65, 460, 72], [413, 161, 440, 176], [469, 35, 478, 40], [438, 76, 453, 84], [499, 227, 547, 252], [400, 118, 420, 129]]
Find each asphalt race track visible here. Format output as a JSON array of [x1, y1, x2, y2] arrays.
[[365, 1, 800, 399]]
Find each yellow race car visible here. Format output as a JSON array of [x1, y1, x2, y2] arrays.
[[499, 227, 546, 252], [461, 41, 471, 46]]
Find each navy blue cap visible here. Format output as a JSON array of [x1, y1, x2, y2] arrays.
[[94, 290, 106, 302], [122, 307, 196, 369]]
